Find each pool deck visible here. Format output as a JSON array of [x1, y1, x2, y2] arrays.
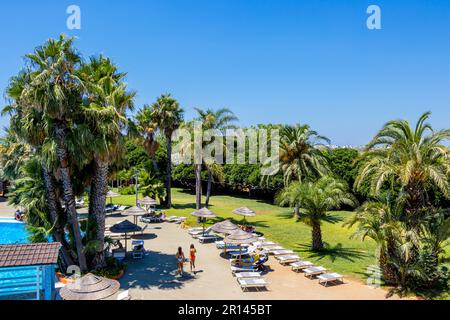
[[0, 198, 14, 218], [0, 199, 407, 300]]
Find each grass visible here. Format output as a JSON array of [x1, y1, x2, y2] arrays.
[[113, 188, 378, 282]]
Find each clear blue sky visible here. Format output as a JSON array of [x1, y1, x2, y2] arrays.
[[1, 0, 449, 145]]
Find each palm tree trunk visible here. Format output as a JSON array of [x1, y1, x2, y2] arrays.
[[165, 137, 172, 208], [195, 164, 202, 210], [205, 169, 212, 208], [42, 165, 74, 268], [379, 250, 397, 285], [89, 159, 109, 270], [311, 221, 324, 251], [294, 203, 300, 218], [54, 123, 88, 272]]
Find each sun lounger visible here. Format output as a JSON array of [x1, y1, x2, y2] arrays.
[[117, 206, 130, 212], [253, 241, 276, 248], [261, 246, 283, 252], [117, 290, 131, 300], [237, 278, 269, 292], [198, 234, 222, 243], [318, 273, 345, 286], [270, 249, 294, 256], [231, 265, 258, 274], [234, 272, 261, 279], [290, 261, 314, 271], [275, 255, 301, 265], [188, 227, 204, 234], [303, 266, 328, 278], [229, 246, 257, 258], [191, 227, 213, 238]]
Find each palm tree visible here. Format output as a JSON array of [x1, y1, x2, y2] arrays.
[[194, 108, 238, 207], [355, 112, 450, 228], [135, 106, 160, 172], [272, 124, 330, 216], [150, 94, 184, 208], [20, 35, 88, 271], [345, 201, 401, 284], [77, 55, 135, 269], [3, 70, 75, 268], [278, 176, 357, 250]]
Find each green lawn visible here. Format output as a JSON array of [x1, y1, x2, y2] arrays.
[[114, 188, 378, 282]]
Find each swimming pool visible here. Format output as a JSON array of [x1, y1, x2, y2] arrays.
[[0, 219, 30, 245], [0, 219, 40, 299]]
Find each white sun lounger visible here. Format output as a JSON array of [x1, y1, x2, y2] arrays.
[[254, 241, 276, 248], [198, 234, 222, 243], [262, 246, 284, 252], [188, 227, 204, 234], [275, 255, 301, 265], [238, 278, 269, 292], [303, 266, 328, 278], [290, 261, 314, 271], [318, 273, 345, 286], [271, 249, 294, 256], [234, 272, 261, 279]]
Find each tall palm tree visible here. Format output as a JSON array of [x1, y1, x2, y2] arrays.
[[194, 107, 238, 207], [20, 35, 88, 271], [278, 176, 357, 250], [271, 124, 330, 216], [150, 94, 184, 208], [78, 55, 135, 269], [135, 106, 160, 172], [345, 201, 401, 284], [355, 112, 450, 229], [3, 70, 75, 267]]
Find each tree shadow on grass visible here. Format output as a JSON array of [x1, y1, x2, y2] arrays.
[[296, 242, 369, 263], [120, 251, 196, 291]]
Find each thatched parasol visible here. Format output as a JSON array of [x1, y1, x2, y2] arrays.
[[191, 208, 217, 232], [110, 220, 142, 251], [60, 273, 120, 300], [212, 220, 240, 254], [106, 191, 120, 205], [224, 229, 258, 259], [138, 196, 158, 206], [121, 206, 148, 225], [212, 220, 239, 235], [232, 207, 256, 227]]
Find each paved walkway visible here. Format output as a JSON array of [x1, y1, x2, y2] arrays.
[[0, 198, 15, 218], [111, 217, 404, 300]]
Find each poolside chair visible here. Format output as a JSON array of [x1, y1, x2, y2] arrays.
[[188, 227, 204, 233], [117, 206, 130, 212], [166, 216, 180, 222], [198, 234, 222, 244], [262, 245, 284, 252], [303, 266, 328, 278], [117, 290, 131, 300], [253, 241, 276, 248], [318, 273, 345, 287], [238, 278, 269, 292], [112, 248, 126, 262], [275, 255, 301, 265], [290, 261, 314, 272], [191, 227, 213, 238], [234, 272, 261, 279], [132, 240, 145, 259], [215, 241, 247, 250], [271, 249, 294, 256]]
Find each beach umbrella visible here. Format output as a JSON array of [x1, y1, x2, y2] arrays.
[[232, 207, 256, 227], [212, 220, 240, 235], [224, 229, 258, 259], [138, 196, 158, 211], [212, 220, 240, 254], [60, 273, 120, 300], [106, 191, 120, 205], [110, 220, 142, 251], [191, 208, 217, 232], [121, 206, 148, 225]]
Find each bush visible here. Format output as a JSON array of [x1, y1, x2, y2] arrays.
[[118, 186, 135, 195]]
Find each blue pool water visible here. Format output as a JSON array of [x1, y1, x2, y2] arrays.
[[0, 219, 41, 299], [0, 220, 30, 244]]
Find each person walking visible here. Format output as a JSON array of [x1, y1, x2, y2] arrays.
[[176, 247, 185, 276], [190, 244, 197, 273]]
